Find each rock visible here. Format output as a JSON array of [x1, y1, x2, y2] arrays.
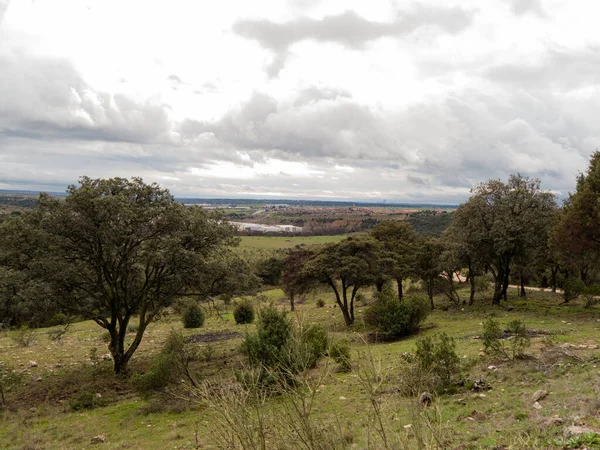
[[95, 393, 102, 398], [544, 417, 564, 426], [487, 365, 497, 371], [532, 389, 548, 402], [403, 424, 412, 430], [29, 407, 37, 412], [418, 392, 433, 407], [338, 396, 346, 400], [533, 402, 542, 410], [91, 435, 106, 444], [565, 425, 599, 437], [28, 361, 37, 367], [34, 377, 42, 382]]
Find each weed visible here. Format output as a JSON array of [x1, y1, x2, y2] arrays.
[[482, 318, 531, 360]]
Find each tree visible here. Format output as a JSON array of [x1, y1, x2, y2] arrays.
[[414, 238, 443, 309], [453, 174, 556, 304], [256, 256, 284, 286], [0, 177, 240, 373], [372, 221, 419, 300], [299, 238, 380, 325], [280, 248, 316, 311], [552, 151, 600, 287]]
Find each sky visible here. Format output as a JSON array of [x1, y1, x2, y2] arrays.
[[0, 0, 599, 203]]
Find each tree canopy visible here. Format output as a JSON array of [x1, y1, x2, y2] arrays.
[[0, 177, 244, 373]]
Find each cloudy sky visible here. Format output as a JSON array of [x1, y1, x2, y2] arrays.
[[0, 0, 598, 203]]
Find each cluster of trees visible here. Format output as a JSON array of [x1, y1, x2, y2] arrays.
[[2, 153, 600, 372], [277, 152, 600, 325]]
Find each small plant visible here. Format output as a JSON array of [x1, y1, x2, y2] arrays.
[[11, 326, 35, 347], [514, 410, 528, 421], [316, 298, 325, 308], [182, 303, 205, 329], [48, 313, 69, 327], [415, 332, 461, 388], [70, 391, 101, 411], [330, 340, 352, 372], [233, 300, 255, 325], [364, 288, 430, 338], [482, 318, 531, 360], [47, 322, 71, 343], [0, 362, 23, 406], [220, 293, 233, 306], [132, 330, 200, 396]]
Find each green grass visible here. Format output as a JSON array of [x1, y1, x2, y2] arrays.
[[2, 285, 600, 448]]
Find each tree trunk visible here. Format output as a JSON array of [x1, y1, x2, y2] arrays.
[[468, 266, 475, 306], [519, 271, 526, 298], [396, 277, 403, 300], [501, 265, 510, 302], [492, 265, 504, 305], [290, 293, 295, 312], [551, 266, 558, 293], [375, 280, 384, 292], [427, 276, 435, 310]]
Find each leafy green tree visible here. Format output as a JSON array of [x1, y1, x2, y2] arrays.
[[372, 221, 419, 300], [256, 256, 284, 286], [299, 238, 381, 325], [552, 151, 600, 288], [414, 238, 443, 308], [451, 175, 556, 304], [280, 248, 316, 311], [0, 177, 240, 373]]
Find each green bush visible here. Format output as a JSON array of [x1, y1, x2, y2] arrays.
[[234, 300, 255, 325], [70, 391, 105, 411], [182, 303, 205, 329], [316, 298, 325, 308], [240, 306, 328, 383], [415, 332, 461, 388], [132, 330, 199, 397], [364, 288, 430, 338], [48, 313, 68, 327], [330, 340, 352, 372], [482, 318, 530, 360]]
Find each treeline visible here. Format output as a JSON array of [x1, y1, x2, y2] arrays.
[[256, 152, 600, 327]]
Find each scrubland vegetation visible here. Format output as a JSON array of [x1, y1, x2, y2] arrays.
[[2, 153, 600, 448]]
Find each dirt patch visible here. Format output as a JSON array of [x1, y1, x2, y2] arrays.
[[187, 332, 242, 343]]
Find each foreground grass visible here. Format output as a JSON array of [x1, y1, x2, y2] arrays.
[[2, 286, 600, 448]]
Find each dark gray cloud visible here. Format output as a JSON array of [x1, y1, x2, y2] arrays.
[[0, 52, 176, 145], [178, 84, 592, 199], [485, 46, 600, 91], [233, 5, 474, 76]]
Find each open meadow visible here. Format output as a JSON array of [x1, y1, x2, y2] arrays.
[[2, 282, 600, 449]]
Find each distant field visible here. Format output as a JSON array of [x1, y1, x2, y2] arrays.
[[239, 234, 349, 250]]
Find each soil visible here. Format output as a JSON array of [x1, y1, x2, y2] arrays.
[[186, 331, 242, 343]]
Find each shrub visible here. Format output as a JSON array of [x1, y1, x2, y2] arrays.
[[562, 276, 585, 303], [48, 313, 68, 327], [316, 298, 325, 308], [482, 318, 531, 360], [11, 326, 35, 347], [182, 303, 205, 329], [364, 288, 430, 338], [132, 330, 200, 396], [234, 300, 255, 325], [220, 293, 233, 306], [330, 340, 352, 372], [415, 332, 461, 388], [240, 307, 328, 383], [70, 391, 105, 411], [241, 305, 292, 367]]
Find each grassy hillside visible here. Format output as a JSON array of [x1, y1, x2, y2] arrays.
[[2, 284, 600, 449]]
